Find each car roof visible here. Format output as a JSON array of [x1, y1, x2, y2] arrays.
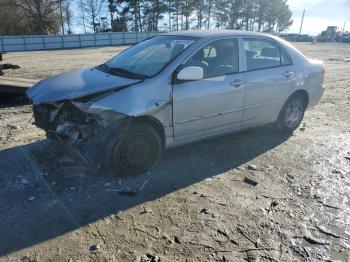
[[162, 29, 274, 39]]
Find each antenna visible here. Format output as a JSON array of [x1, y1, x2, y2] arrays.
[[299, 9, 305, 34]]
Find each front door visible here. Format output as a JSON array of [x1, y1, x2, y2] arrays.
[[172, 38, 245, 142], [242, 38, 297, 126]]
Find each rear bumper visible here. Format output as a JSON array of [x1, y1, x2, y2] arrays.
[[308, 85, 325, 108]]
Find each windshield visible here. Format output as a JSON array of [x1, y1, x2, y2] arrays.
[[104, 36, 197, 78]]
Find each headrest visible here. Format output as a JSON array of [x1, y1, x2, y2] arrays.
[[246, 50, 257, 59], [213, 45, 232, 59], [261, 47, 279, 58], [193, 49, 205, 61]]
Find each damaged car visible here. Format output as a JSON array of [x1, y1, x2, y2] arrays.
[[27, 30, 325, 176]]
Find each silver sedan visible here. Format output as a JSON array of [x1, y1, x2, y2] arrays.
[[27, 30, 325, 175]]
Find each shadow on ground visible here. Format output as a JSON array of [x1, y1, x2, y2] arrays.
[[0, 127, 290, 256]]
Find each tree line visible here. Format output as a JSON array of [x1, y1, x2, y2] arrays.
[[0, 0, 293, 36]]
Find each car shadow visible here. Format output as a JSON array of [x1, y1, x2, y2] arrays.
[[0, 93, 29, 108], [0, 126, 291, 257]]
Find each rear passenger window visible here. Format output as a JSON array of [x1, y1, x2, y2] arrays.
[[244, 39, 291, 71], [281, 48, 291, 65]]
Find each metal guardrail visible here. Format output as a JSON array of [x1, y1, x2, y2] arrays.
[[0, 32, 160, 52]]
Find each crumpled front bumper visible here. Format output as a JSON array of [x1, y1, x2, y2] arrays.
[[32, 101, 132, 171]]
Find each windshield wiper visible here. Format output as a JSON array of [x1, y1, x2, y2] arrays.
[[97, 64, 147, 80], [108, 66, 147, 80]]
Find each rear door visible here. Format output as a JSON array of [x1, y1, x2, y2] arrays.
[[172, 38, 246, 142], [242, 38, 296, 126]]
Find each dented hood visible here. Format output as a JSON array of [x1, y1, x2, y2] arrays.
[[27, 67, 141, 104]]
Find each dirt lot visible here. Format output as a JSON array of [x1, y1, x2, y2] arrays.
[[0, 43, 349, 262]]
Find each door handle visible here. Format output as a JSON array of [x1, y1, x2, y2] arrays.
[[231, 80, 246, 88], [282, 71, 294, 78]]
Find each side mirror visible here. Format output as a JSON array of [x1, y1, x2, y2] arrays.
[[177, 66, 204, 81]]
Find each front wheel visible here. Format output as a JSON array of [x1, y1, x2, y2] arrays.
[[275, 94, 306, 133], [110, 122, 163, 176]]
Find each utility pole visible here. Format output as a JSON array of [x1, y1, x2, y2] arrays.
[[299, 9, 305, 34], [342, 22, 346, 33]]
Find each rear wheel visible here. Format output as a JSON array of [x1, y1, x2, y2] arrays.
[[276, 94, 306, 133], [110, 122, 163, 176]]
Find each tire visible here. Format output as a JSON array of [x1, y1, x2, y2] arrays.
[[275, 94, 306, 133], [110, 122, 163, 176]]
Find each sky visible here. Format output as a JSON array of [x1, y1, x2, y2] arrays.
[[287, 0, 350, 35], [71, 0, 350, 35]]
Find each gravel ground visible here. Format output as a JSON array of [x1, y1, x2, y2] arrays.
[[2, 46, 128, 80], [0, 43, 349, 262]]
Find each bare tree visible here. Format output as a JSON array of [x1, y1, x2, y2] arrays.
[[64, 0, 73, 34], [207, 0, 213, 29], [0, 0, 26, 35], [181, 0, 196, 30], [2, 0, 294, 35], [78, 0, 87, 33], [167, 0, 172, 31], [142, 0, 167, 31], [172, 0, 182, 31], [82, 0, 105, 33], [56, 0, 65, 34], [108, 0, 117, 31], [194, 0, 206, 29], [16, 0, 61, 34]]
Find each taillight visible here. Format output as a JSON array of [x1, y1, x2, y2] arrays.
[[322, 66, 326, 76]]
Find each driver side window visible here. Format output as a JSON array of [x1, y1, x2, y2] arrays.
[[183, 38, 239, 79]]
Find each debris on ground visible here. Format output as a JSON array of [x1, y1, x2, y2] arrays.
[[140, 207, 152, 214], [244, 177, 258, 186], [316, 225, 341, 239], [141, 253, 160, 262], [106, 179, 148, 197], [0, 52, 21, 76], [7, 124, 20, 130], [303, 235, 330, 245], [89, 244, 101, 252], [267, 200, 279, 213], [173, 236, 181, 244], [247, 164, 259, 171], [200, 208, 209, 214]]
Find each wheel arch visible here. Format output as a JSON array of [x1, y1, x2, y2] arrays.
[[274, 89, 310, 124], [288, 89, 310, 108], [133, 116, 166, 150]]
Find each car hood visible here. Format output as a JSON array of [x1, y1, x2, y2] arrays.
[[27, 67, 142, 104]]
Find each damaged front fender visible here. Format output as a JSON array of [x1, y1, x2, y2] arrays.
[[29, 69, 174, 172], [33, 100, 133, 171]]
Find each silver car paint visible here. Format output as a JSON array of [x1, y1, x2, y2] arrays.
[[27, 67, 142, 104], [27, 30, 325, 148]]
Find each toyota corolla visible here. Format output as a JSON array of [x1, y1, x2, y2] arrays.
[[27, 30, 325, 176]]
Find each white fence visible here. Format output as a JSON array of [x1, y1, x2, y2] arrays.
[[0, 32, 160, 52]]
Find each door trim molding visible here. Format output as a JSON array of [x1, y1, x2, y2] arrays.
[[175, 107, 244, 125]]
